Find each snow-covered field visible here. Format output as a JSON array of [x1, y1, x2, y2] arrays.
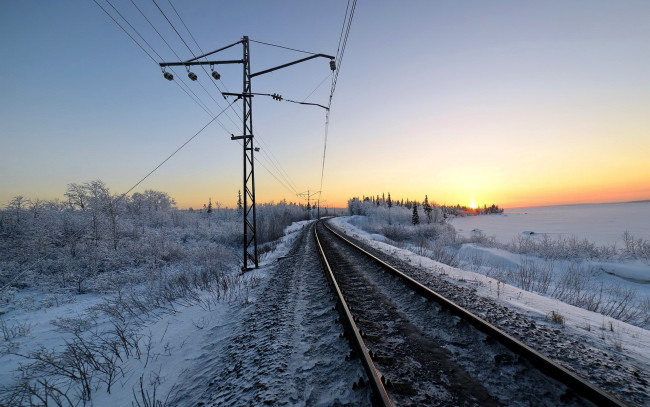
[[451, 201, 650, 247]]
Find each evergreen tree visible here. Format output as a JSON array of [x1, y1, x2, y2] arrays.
[[207, 198, 213, 214], [387, 192, 392, 208], [237, 190, 243, 215], [412, 202, 419, 225], [423, 195, 433, 224]]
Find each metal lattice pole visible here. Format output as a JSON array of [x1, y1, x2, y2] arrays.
[[241, 36, 258, 270], [159, 36, 334, 272]]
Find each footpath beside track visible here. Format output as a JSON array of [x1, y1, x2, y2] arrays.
[[315, 219, 627, 406]]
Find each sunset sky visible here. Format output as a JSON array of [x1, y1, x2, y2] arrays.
[[1, 1, 649, 209]]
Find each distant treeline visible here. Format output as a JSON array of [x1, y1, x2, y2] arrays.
[[348, 193, 503, 218]]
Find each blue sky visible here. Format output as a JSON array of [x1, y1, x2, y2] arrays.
[[2, 1, 649, 208]]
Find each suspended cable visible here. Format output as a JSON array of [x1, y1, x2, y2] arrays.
[[1, 75, 236, 294], [330, 0, 356, 106], [319, 0, 357, 204], [96, 0, 220, 119], [129, 0, 182, 61], [132, 1, 316, 199], [249, 39, 319, 55], [121, 0, 238, 131], [154, 0, 243, 133], [231, 139, 299, 196], [335, 0, 351, 60], [302, 72, 333, 102], [152, 0, 196, 59], [318, 110, 331, 195], [166, 0, 227, 94], [116, 98, 237, 202], [93, 0, 157, 64]]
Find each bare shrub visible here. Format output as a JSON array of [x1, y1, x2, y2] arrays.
[[512, 257, 553, 295], [428, 244, 459, 267], [547, 310, 565, 325], [1, 318, 32, 341], [132, 374, 170, 407]]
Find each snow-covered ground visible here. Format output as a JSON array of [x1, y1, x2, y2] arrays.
[[3, 205, 649, 405], [330, 215, 650, 400], [1, 220, 369, 406]]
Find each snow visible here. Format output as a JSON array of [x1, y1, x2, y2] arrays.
[[451, 201, 650, 246], [330, 216, 650, 371], [592, 259, 650, 283], [1, 219, 355, 406], [3, 207, 649, 405]]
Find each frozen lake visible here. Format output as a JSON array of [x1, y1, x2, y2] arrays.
[[451, 201, 650, 247]]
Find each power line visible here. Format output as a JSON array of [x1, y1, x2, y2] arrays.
[[100, 0, 328, 207], [319, 0, 357, 205], [249, 39, 319, 55], [116, 98, 237, 202], [330, 0, 356, 105], [336, 0, 351, 60], [1, 89, 235, 294], [93, 0, 157, 64], [302, 72, 333, 103], [96, 0, 222, 118], [152, 0, 196, 59], [153, 0, 244, 138], [130, 0, 182, 60]]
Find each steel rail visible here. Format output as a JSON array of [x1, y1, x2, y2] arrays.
[[321, 220, 628, 407], [313, 221, 393, 407]]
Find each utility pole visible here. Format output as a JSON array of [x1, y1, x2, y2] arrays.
[[159, 36, 334, 271], [298, 189, 320, 217]]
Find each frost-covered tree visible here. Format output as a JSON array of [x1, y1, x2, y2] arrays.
[[387, 193, 392, 208], [237, 190, 243, 215], [65, 183, 87, 210]]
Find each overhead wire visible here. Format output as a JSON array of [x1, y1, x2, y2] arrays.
[[330, 0, 356, 105], [319, 0, 357, 202], [98, 0, 326, 203], [93, 0, 157, 64], [154, 0, 301, 196], [1, 91, 237, 295], [96, 0, 218, 117], [116, 98, 237, 202], [152, 0, 302, 196], [249, 39, 319, 55], [149, 0, 240, 131]]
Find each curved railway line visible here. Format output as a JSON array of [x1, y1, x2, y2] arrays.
[[314, 219, 627, 406]]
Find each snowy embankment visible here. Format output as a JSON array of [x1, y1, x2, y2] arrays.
[[0, 220, 321, 406], [330, 216, 650, 374]]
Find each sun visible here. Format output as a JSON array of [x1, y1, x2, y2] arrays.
[[469, 200, 477, 209]]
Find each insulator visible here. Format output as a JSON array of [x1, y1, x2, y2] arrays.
[[188, 71, 198, 81], [330, 60, 336, 71], [211, 70, 221, 80], [163, 71, 174, 81]]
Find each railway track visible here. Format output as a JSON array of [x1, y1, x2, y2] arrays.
[[314, 219, 627, 406]]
